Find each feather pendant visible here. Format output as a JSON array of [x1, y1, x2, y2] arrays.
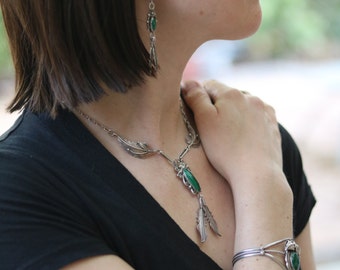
[[196, 195, 221, 242], [117, 137, 157, 158], [173, 160, 221, 242], [197, 196, 207, 243], [203, 203, 221, 236]]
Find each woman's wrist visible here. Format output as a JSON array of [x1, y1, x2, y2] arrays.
[[232, 171, 294, 251]]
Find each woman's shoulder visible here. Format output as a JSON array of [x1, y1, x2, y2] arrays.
[[0, 111, 52, 153], [278, 124, 305, 184], [1, 112, 56, 171], [278, 124, 316, 236], [0, 110, 80, 190]]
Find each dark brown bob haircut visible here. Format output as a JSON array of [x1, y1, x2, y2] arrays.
[[0, 0, 153, 117]]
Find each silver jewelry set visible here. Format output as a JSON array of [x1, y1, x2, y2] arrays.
[[77, 99, 220, 243], [147, 2, 301, 268], [79, 1, 302, 268]]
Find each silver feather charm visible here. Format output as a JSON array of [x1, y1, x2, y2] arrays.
[[196, 194, 221, 242], [117, 137, 158, 158], [197, 195, 208, 242], [202, 199, 221, 236]]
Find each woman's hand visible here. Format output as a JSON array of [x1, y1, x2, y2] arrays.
[[182, 80, 294, 265], [182, 80, 283, 188]]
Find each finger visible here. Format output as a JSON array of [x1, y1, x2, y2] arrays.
[[203, 80, 244, 104], [264, 103, 278, 124], [181, 80, 215, 115]]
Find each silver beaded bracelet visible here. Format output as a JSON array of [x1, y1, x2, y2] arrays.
[[232, 238, 301, 270]]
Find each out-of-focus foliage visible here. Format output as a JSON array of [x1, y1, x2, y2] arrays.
[[246, 0, 340, 60], [310, 0, 340, 40], [0, 13, 12, 76]]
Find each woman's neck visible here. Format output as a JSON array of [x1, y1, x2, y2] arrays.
[[76, 70, 190, 157], [76, 27, 200, 155]]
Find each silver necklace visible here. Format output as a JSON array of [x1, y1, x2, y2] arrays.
[[77, 99, 220, 242]]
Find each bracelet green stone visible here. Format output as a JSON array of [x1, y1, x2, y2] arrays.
[[232, 238, 301, 270]]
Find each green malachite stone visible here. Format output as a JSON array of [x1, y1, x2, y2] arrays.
[[183, 168, 201, 193], [150, 16, 157, 31], [290, 252, 300, 270]]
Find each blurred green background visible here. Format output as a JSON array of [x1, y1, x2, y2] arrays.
[[0, 10, 12, 77], [247, 0, 340, 60]]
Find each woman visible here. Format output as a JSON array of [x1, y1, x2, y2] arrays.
[[0, 1, 316, 269]]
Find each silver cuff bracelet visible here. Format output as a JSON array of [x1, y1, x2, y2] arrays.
[[232, 238, 301, 270]]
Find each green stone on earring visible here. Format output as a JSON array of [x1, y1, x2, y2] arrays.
[[290, 251, 300, 270], [183, 168, 201, 194], [150, 16, 157, 32]]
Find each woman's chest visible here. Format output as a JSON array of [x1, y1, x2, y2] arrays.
[[125, 155, 236, 269]]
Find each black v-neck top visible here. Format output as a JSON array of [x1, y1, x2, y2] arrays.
[[0, 109, 316, 270]]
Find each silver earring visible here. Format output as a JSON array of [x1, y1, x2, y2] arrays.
[[146, 0, 158, 74]]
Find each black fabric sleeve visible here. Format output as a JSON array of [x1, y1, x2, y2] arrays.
[[279, 124, 316, 237], [0, 153, 114, 270]]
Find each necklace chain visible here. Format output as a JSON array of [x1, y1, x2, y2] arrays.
[[76, 99, 220, 242], [77, 99, 200, 160]]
